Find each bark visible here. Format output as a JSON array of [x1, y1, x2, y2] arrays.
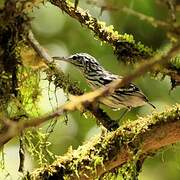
[[29, 105, 180, 179]]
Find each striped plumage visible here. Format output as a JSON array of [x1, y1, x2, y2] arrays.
[[53, 53, 155, 110]]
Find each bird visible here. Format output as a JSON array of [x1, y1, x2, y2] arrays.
[[53, 53, 155, 112]]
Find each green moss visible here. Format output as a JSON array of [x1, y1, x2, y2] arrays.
[[29, 104, 180, 179], [0, 1, 31, 113], [24, 129, 56, 166], [45, 63, 84, 96], [16, 0, 46, 13], [170, 55, 180, 70]]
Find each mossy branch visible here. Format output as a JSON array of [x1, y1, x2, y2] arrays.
[[48, 0, 180, 88], [29, 104, 180, 179], [49, 0, 153, 62]]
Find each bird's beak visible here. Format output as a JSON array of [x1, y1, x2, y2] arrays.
[[52, 56, 71, 62]]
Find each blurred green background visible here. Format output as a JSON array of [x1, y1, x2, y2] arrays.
[[0, 0, 180, 179]]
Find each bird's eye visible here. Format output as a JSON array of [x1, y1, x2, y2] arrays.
[[72, 56, 77, 60]]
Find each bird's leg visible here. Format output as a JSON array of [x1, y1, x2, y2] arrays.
[[86, 102, 119, 131]]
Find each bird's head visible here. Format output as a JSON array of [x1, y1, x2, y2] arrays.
[[53, 53, 103, 73]]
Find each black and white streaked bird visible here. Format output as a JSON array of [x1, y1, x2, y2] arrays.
[[53, 53, 155, 110]]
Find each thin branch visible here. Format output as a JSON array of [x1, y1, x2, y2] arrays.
[[164, 0, 176, 21], [29, 104, 180, 179], [18, 134, 25, 173], [104, 43, 180, 92], [28, 31, 54, 64], [0, 42, 179, 147], [0, 109, 64, 147], [122, 6, 169, 28], [27, 31, 83, 96], [87, 0, 169, 28]]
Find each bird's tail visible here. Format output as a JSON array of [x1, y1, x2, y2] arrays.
[[148, 102, 156, 109], [142, 95, 156, 109]]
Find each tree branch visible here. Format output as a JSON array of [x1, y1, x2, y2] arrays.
[[48, 0, 180, 88], [49, 0, 153, 62], [27, 30, 119, 131], [0, 42, 178, 147], [29, 104, 180, 179]]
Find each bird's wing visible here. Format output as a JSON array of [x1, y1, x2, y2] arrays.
[[98, 72, 155, 109], [99, 73, 147, 98]]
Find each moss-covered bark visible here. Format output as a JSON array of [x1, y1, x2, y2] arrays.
[[29, 105, 180, 179], [0, 0, 31, 112]]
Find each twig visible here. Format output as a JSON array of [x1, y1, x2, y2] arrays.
[[87, 0, 169, 28], [122, 7, 169, 28], [103, 43, 180, 93], [18, 134, 25, 173], [28, 31, 54, 64], [165, 0, 176, 21]]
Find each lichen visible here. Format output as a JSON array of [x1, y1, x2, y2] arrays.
[[45, 64, 84, 96], [29, 105, 180, 179], [16, 0, 46, 13], [170, 55, 180, 70], [0, 1, 30, 113], [50, 0, 153, 63]]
